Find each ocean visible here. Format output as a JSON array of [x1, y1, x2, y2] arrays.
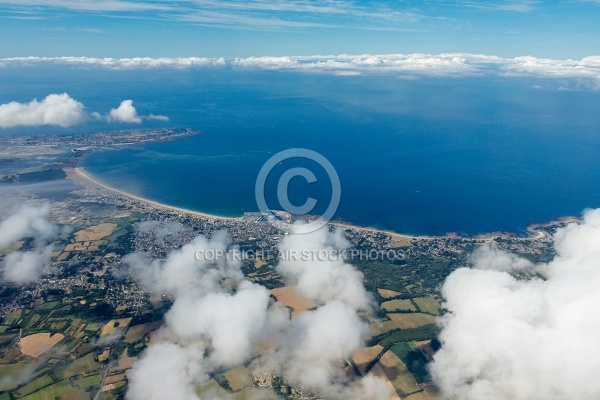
[[3, 66, 600, 235]]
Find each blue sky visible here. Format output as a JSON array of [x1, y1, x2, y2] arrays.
[[0, 0, 599, 58]]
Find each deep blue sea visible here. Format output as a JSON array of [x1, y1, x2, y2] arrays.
[[3, 66, 600, 235]]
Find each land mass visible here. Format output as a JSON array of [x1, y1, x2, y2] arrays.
[[0, 128, 575, 400]]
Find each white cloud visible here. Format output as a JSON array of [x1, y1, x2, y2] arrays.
[[2, 245, 53, 284], [125, 342, 206, 400], [0, 94, 169, 128], [0, 203, 57, 249], [0, 56, 226, 69], [0, 93, 86, 128], [108, 100, 142, 123], [277, 226, 374, 311], [430, 208, 600, 400], [145, 114, 169, 121], [282, 300, 369, 392], [0, 0, 425, 30], [105, 100, 168, 124], [124, 227, 390, 400], [0, 203, 62, 284], [3, 53, 600, 88]]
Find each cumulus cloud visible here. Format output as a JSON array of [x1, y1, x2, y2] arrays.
[[0, 202, 61, 283], [470, 242, 534, 272], [108, 100, 142, 123], [430, 208, 600, 400], [102, 100, 168, 124], [0, 94, 169, 128], [0, 93, 86, 128], [0, 203, 57, 248], [2, 245, 53, 284], [277, 226, 374, 311], [280, 301, 369, 394], [124, 231, 287, 400], [124, 226, 389, 400], [127, 342, 207, 400]]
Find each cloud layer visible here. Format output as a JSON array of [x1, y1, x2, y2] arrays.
[[430, 209, 600, 400], [2, 53, 600, 88], [0, 94, 168, 128]]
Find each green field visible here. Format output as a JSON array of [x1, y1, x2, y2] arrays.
[[13, 374, 54, 398], [3, 310, 22, 325], [73, 373, 102, 389], [0, 363, 29, 391], [413, 297, 441, 316], [83, 322, 104, 333], [370, 324, 440, 347], [55, 353, 99, 380], [20, 380, 72, 400], [33, 302, 60, 312], [381, 299, 417, 312], [390, 342, 431, 383]]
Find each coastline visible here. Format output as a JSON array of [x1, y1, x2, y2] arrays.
[[70, 165, 236, 221], [67, 164, 563, 243]]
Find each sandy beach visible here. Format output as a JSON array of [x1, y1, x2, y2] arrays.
[[70, 166, 236, 221]]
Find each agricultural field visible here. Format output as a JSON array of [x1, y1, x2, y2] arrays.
[[377, 288, 402, 299], [368, 363, 402, 400], [270, 286, 317, 317], [370, 313, 436, 336], [381, 299, 417, 312], [13, 374, 54, 397], [390, 342, 432, 383], [99, 318, 132, 339], [0, 363, 29, 391], [75, 223, 117, 242], [0, 290, 135, 400], [19, 379, 88, 400], [33, 302, 60, 312], [19, 333, 65, 357], [224, 366, 253, 392], [123, 321, 162, 343], [55, 353, 100, 380], [386, 313, 436, 330], [412, 297, 441, 316], [377, 351, 422, 397], [351, 345, 383, 375]]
